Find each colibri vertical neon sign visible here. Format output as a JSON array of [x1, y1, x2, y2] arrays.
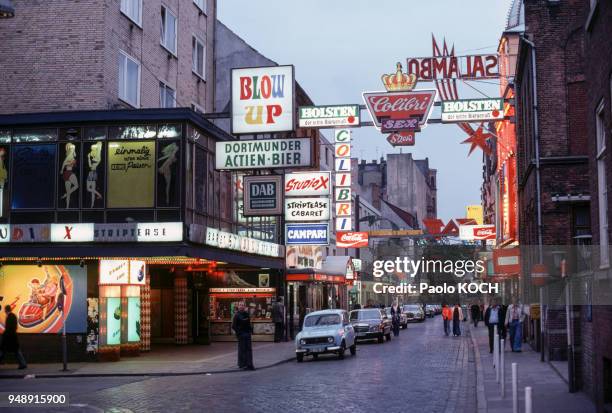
[[334, 129, 352, 231]]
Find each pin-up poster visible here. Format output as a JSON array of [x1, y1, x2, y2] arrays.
[[11, 144, 56, 209], [107, 141, 155, 208], [57, 142, 81, 209], [82, 141, 105, 209], [0, 265, 87, 334], [0, 145, 8, 218], [156, 141, 180, 207]]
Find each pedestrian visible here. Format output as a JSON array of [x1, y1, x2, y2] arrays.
[[452, 303, 463, 336], [0, 305, 27, 369], [505, 297, 527, 352], [272, 297, 285, 343], [484, 299, 504, 353], [442, 303, 452, 336], [232, 302, 254, 370], [470, 302, 481, 327], [298, 303, 306, 332], [390, 301, 401, 336]]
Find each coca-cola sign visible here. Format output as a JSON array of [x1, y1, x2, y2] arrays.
[[363, 90, 437, 130], [336, 231, 369, 248], [285, 171, 331, 197], [459, 224, 496, 240], [387, 132, 415, 147]]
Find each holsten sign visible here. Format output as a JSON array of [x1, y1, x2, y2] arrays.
[[215, 138, 311, 170], [336, 231, 369, 248], [298, 105, 360, 128], [231, 65, 295, 134], [284, 171, 331, 197], [286, 223, 329, 245], [285, 198, 330, 221], [363, 90, 437, 130], [441, 98, 504, 123], [459, 224, 496, 241]]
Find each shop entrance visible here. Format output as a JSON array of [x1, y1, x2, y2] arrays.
[[150, 269, 175, 344]]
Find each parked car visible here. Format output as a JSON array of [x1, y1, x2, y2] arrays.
[[350, 308, 392, 343], [402, 304, 425, 322], [295, 309, 356, 362], [384, 307, 408, 329], [425, 305, 437, 318]]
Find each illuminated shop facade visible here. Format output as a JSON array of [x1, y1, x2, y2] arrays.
[[0, 109, 285, 362]]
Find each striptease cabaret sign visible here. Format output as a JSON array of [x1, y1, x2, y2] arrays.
[[231, 65, 295, 134], [285, 198, 331, 221], [406, 54, 499, 81], [336, 231, 369, 248]]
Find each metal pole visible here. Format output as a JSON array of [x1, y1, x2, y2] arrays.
[[566, 280, 576, 392], [512, 363, 518, 413], [61, 309, 68, 371], [525, 386, 533, 413], [495, 326, 500, 383], [540, 287, 545, 362], [501, 339, 506, 398]]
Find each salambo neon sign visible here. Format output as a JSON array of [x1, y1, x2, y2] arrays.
[[406, 54, 499, 81]]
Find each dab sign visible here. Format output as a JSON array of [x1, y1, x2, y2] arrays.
[[231, 65, 295, 134]]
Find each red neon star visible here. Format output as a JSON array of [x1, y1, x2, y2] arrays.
[[461, 123, 492, 156]]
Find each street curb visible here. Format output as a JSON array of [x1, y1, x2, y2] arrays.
[[469, 324, 488, 413], [0, 356, 296, 380]]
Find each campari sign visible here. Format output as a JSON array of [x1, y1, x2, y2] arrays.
[[231, 65, 295, 134]]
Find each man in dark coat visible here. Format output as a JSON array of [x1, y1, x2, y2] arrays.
[[232, 302, 254, 370], [0, 305, 27, 369], [484, 299, 505, 353], [470, 302, 481, 327], [272, 298, 285, 343]]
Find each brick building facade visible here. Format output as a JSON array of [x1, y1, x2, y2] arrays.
[[0, 0, 216, 114], [584, 0, 612, 410]]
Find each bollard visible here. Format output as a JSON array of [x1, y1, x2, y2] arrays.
[[495, 329, 500, 383], [493, 325, 498, 368], [525, 386, 533, 413], [512, 363, 518, 413], [501, 339, 505, 398]]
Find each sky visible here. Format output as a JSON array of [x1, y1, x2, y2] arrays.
[[218, 0, 512, 222]]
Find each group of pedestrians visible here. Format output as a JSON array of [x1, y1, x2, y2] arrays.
[[442, 297, 528, 354], [442, 303, 464, 337], [482, 297, 528, 353]]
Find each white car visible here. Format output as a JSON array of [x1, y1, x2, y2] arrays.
[[295, 309, 356, 362]]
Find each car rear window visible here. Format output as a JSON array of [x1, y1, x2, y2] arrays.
[[304, 314, 341, 327], [350, 309, 381, 320], [403, 305, 420, 312]]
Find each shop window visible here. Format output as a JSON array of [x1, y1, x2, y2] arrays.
[[82, 141, 105, 209], [10, 211, 54, 224], [118, 51, 141, 107], [58, 142, 81, 209], [59, 127, 81, 141], [120, 0, 142, 26], [12, 128, 57, 142], [160, 6, 177, 55], [11, 144, 56, 209], [106, 210, 154, 223]]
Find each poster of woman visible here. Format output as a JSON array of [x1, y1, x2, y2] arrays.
[[157, 142, 179, 206], [85, 142, 103, 208], [59, 142, 79, 208]]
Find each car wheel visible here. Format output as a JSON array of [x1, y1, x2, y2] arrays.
[[338, 342, 346, 360], [297, 353, 304, 363], [312, 353, 319, 360], [378, 335, 384, 343], [385, 332, 392, 341], [350, 343, 357, 356]]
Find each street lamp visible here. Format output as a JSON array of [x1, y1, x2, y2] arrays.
[[0, 0, 15, 18]]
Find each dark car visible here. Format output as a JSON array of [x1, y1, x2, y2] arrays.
[[350, 308, 392, 343]]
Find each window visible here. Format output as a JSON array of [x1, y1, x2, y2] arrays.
[[118, 51, 141, 107], [596, 100, 609, 267], [192, 36, 206, 78], [194, 0, 207, 14], [161, 6, 177, 55], [159, 82, 176, 108], [120, 0, 142, 26]]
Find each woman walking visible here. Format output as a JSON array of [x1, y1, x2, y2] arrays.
[[452, 303, 463, 337]]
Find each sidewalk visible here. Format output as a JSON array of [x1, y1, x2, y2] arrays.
[[469, 324, 595, 413], [0, 340, 295, 379]]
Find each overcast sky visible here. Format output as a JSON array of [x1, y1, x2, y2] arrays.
[[218, 0, 512, 222]]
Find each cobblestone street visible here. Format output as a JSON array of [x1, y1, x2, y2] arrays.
[[1, 318, 476, 413]]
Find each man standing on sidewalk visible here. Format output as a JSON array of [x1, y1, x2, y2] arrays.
[[442, 303, 452, 336], [505, 297, 527, 352], [484, 299, 504, 353], [232, 302, 254, 370], [272, 297, 285, 343]]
